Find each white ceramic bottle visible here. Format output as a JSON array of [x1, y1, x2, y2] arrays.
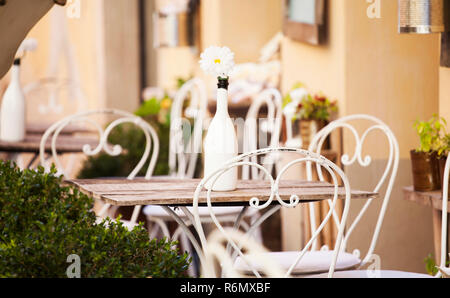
[[0, 59, 26, 142], [203, 78, 238, 191]]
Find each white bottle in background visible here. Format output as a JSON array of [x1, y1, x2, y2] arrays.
[[1, 59, 26, 142], [203, 78, 238, 191]]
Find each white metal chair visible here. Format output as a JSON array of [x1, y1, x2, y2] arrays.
[[303, 114, 431, 278], [39, 109, 160, 230], [192, 148, 353, 278], [320, 154, 443, 279], [308, 152, 450, 279], [300, 114, 398, 273]]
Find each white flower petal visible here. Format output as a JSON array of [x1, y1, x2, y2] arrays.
[[199, 46, 235, 78]]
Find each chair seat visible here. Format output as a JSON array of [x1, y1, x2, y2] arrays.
[[305, 270, 433, 278], [143, 205, 248, 221], [235, 250, 361, 275]]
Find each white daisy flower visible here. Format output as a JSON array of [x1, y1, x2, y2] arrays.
[[199, 46, 235, 78]]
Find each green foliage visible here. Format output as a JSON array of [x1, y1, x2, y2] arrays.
[[425, 254, 439, 276], [414, 114, 450, 156], [135, 97, 162, 116], [78, 121, 170, 178], [424, 254, 450, 276], [283, 83, 338, 121], [282, 82, 305, 108], [0, 162, 190, 278], [298, 93, 338, 121]]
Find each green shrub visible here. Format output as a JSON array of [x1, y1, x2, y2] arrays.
[[0, 161, 190, 278]]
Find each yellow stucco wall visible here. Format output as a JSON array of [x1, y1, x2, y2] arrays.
[[440, 67, 450, 128], [20, 0, 103, 124]]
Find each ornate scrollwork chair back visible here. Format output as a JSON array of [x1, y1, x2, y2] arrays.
[[192, 148, 353, 278], [168, 78, 207, 179], [306, 114, 400, 267], [39, 108, 160, 228], [242, 88, 283, 180]]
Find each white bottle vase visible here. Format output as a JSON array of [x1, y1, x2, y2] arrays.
[[203, 79, 238, 191], [1, 59, 26, 142]]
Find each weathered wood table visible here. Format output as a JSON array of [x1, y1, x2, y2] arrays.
[[403, 186, 449, 262], [66, 177, 378, 263], [66, 178, 377, 207], [25, 122, 92, 136], [0, 123, 97, 168]]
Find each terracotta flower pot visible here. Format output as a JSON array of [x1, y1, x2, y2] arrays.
[[298, 119, 329, 150], [410, 150, 441, 192]]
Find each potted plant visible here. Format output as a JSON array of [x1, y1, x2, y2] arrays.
[[283, 83, 338, 149], [411, 115, 448, 192]]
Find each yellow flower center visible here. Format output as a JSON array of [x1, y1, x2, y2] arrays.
[[214, 59, 221, 64]]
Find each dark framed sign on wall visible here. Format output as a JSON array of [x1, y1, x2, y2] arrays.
[[283, 0, 327, 45]]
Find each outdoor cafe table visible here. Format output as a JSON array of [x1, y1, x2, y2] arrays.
[[0, 123, 97, 168], [65, 177, 378, 259], [403, 186, 450, 266]]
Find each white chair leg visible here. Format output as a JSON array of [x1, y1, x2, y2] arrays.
[[172, 225, 187, 242], [148, 222, 161, 239], [11, 153, 24, 169], [130, 205, 142, 224], [98, 203, 111, 218], [179, 232, 197, 276], [146, 216, 171, 239], [249, 213, 264, 244]]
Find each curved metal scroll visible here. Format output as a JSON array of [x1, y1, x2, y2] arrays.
[[39, 108, 160, 225], [306, 114, 399, 267], [192, 147, 352, 278]]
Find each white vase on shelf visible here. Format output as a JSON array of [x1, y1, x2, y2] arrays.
[[0, 59, 26, 142], [203, 78, 238, 191]]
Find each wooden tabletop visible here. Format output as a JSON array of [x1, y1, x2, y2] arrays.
[[0, 134, 99, 154], [65, 178, 378, 207], [403, 186, 450, 213], [26, 123, 92, 136]]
